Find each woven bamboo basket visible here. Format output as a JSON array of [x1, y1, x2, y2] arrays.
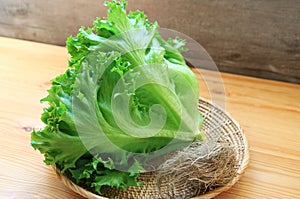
[[52, 98, 249, 199]]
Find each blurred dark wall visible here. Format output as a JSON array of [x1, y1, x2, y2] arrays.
[[0, 0, 299, 83]]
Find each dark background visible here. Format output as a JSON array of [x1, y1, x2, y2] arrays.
[[0, 0, 299, 83]]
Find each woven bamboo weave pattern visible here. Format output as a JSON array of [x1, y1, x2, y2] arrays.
[[52, 98, 249, 199]]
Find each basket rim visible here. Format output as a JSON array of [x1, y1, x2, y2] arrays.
[[52, 97, 249, 199], [192, 97, 249, 198]]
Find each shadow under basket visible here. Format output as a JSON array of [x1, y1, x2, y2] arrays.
[[52, 98, 249, 199]]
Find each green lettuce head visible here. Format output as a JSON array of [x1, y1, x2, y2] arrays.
[[31, 0, 204, 194]]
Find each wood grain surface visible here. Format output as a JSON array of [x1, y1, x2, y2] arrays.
[[0, 37, 300, 199], [0, 0, 299, 83]]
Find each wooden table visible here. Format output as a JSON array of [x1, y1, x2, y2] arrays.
[[0, 37, 299, 198]]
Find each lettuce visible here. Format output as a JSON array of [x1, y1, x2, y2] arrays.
[[31, 0, 203, 194]]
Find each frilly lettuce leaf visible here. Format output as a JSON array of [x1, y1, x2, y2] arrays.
[[31, 0, 203, 194]]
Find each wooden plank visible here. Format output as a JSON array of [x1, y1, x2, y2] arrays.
[[1, 36, 300, 198], [0, 0, 299, 83]]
